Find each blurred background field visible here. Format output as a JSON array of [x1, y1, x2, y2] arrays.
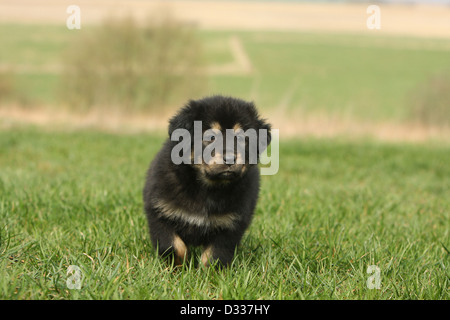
[[1, 0, 450, 139], [0, 0, 449, 300]]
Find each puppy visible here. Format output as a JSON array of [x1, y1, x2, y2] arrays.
[[143, 95, 271, 267]]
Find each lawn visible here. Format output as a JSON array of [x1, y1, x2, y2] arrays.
[[0, 20, 449, 300], [0, 129, 448, 299]]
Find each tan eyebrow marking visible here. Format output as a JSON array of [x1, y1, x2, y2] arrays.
[[210, 122, 222, 130]]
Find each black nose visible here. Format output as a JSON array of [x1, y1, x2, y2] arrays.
[[223, 153, 236, 165]]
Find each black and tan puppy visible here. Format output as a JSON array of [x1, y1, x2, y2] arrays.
[[143, 95, 271, 267]]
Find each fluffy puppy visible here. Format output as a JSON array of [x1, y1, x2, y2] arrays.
[[143, 95, 271, 267]]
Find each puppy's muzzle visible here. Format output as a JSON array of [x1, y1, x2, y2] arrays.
[[223, 152, 237, 166]]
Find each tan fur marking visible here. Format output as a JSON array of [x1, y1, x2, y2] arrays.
[[154, 199, 238, 229], [173, 234, 187, 265], [207, 151, 223, 165], [236, 151, 244, 164], [210, 122, 222, 130], [233, 123, 242, 131], [201, 246, 214, 267]]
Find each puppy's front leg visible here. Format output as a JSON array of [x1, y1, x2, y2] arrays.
[[201, 229, 245, 267], [148, 217, 188, 266]]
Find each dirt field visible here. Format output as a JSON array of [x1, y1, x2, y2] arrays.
[[2, 0, 450, 38]]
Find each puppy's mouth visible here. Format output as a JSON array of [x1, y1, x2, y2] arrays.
[[202, 166, 243, 182], [216, 170, 237, 179]]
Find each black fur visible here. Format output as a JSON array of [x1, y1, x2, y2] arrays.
[[143, 95, 271, 266]]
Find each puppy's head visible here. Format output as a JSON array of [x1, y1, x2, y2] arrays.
[[169, 95, 271, 185]]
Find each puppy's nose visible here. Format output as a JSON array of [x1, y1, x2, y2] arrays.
[[223, 153, 236, 165]]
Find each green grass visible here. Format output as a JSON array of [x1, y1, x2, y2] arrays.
[[0, 129, 448, 299], [204, 31, 450, 121], [2, 24, 450, 121]]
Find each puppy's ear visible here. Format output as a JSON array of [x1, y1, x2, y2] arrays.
[[257, 118, 271, 154], [168, 101, 197, 137], [245, 102, 271, 148]]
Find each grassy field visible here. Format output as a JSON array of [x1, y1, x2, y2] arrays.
[[2, 24, 450, 122], [0, 21, 449, 300], [0, 129, 448, 299]]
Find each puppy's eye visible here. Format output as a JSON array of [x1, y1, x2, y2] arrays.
[[204, 129, 221, 143], [204, 132, 216, 142]]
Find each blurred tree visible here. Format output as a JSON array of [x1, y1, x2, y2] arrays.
[[60, 13, 206, 113], [409, 71, 450, 128]]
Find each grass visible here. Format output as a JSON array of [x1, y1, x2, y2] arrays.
[[0, 20, 449, 300], [205, 31, 450, 121], [0, 129, 448, 299], [2, 24, 450, 122]]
